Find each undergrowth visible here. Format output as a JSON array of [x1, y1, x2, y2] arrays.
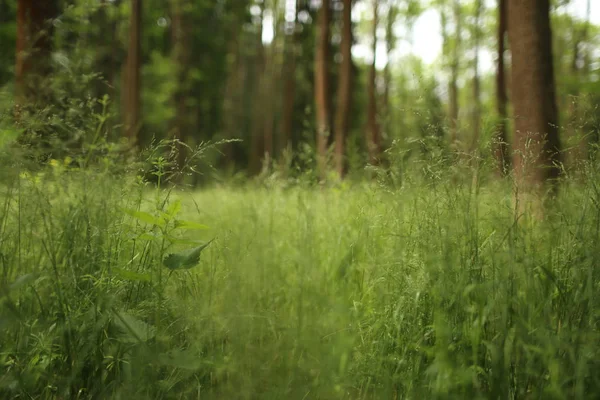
[[1, 153, 599, 399]]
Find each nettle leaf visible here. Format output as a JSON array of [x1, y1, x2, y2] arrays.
[[137, 232, 162, 241], [163, 239, 214, 271], [166, 199, 182, 217], [174, 219, 210, 230], [112, 310, 156, 343], [121, 208, 166, 227]]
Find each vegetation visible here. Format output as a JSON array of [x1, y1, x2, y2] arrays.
[[0, 0, 599, 398]]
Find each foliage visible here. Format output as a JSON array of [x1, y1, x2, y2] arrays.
[[2, 152, 600, 397]]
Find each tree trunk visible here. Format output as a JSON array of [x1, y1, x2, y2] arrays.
[[15, 0, 57, 107], [314, 0, 332, 177], [471, 0, 482, 153], [508, 0, 560, 192], [263, 0, 281, 166], [248, 2, 266, 175], [334, 0, 352, 178], [494, 0, 510, 176], [124, 0, 142, 144], [280, 0, 299, 157], [366, 0, 380, 165], [222, 28, 244, 169]]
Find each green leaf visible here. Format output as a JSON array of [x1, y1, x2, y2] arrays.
[[112, 310, 156, 343], [163, 239, 214, 271], [121, 208, 165, 227], [166, 199, 182, 217], [112, 267, 151, 282], [174, 219, 210, 230], [165, 235, 205, 245], [137, 232, 162, 241]]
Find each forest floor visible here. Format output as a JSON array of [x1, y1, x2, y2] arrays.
[[1, 169, 599, 398]]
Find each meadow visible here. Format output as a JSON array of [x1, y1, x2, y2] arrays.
[[1, 158, 599, 399]]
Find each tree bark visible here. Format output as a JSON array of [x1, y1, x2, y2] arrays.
[[334, 0, 352, 178], [124, 0, 142, 144], [508, 0, 560, 191], [314, 0, 332, 177], [494, 0, 510, 176], [248, 2, 266, 175], [263, 0, 281, 165], [366, 0, 380, 165], [15, 0, 57, 107]]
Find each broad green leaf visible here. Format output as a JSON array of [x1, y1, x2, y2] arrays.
[[121, 208, 165, 227], [112, 310, 156, 343], [166, 199, 182, 217], [174, 219, 210, 230], [137, 232, 162, 241], [112, 268, 151, 282], [163, 239, 214, 271]]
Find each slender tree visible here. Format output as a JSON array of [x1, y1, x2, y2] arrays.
[[15, 0, 57, 107], [334, 0, 352, 177], [314, 0, 332, 176], [508, 0, 560, 191], [262, 0, 282, 165], [494, 0, 510, 175], [366, 0, 380, 165], [123, 0, 142, 143], [248, 1, 266, 175]]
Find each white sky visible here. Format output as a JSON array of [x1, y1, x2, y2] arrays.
[[262, 0, 599, 73]]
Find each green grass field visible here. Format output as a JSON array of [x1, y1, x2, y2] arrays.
[[1, 165, 599, 399]]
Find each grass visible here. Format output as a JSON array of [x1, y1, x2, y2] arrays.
[[1, 161, 600, 399]]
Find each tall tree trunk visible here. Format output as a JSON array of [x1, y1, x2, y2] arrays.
[[448, 0, 461, 147], [222, 28, 245, 169], [494, 0, 510, 176], [124, 0, 142, 144], [366, 0, 380, 165], [248, 2, 266, 175], [15, 0, 57, 108], [334, 0, 352, 178], [263, 0, 281, 166], [314, 0, 332, 177], [280, 0, 299, 157], [471, 0, 482, 153], [508, 0, 560, 192]]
